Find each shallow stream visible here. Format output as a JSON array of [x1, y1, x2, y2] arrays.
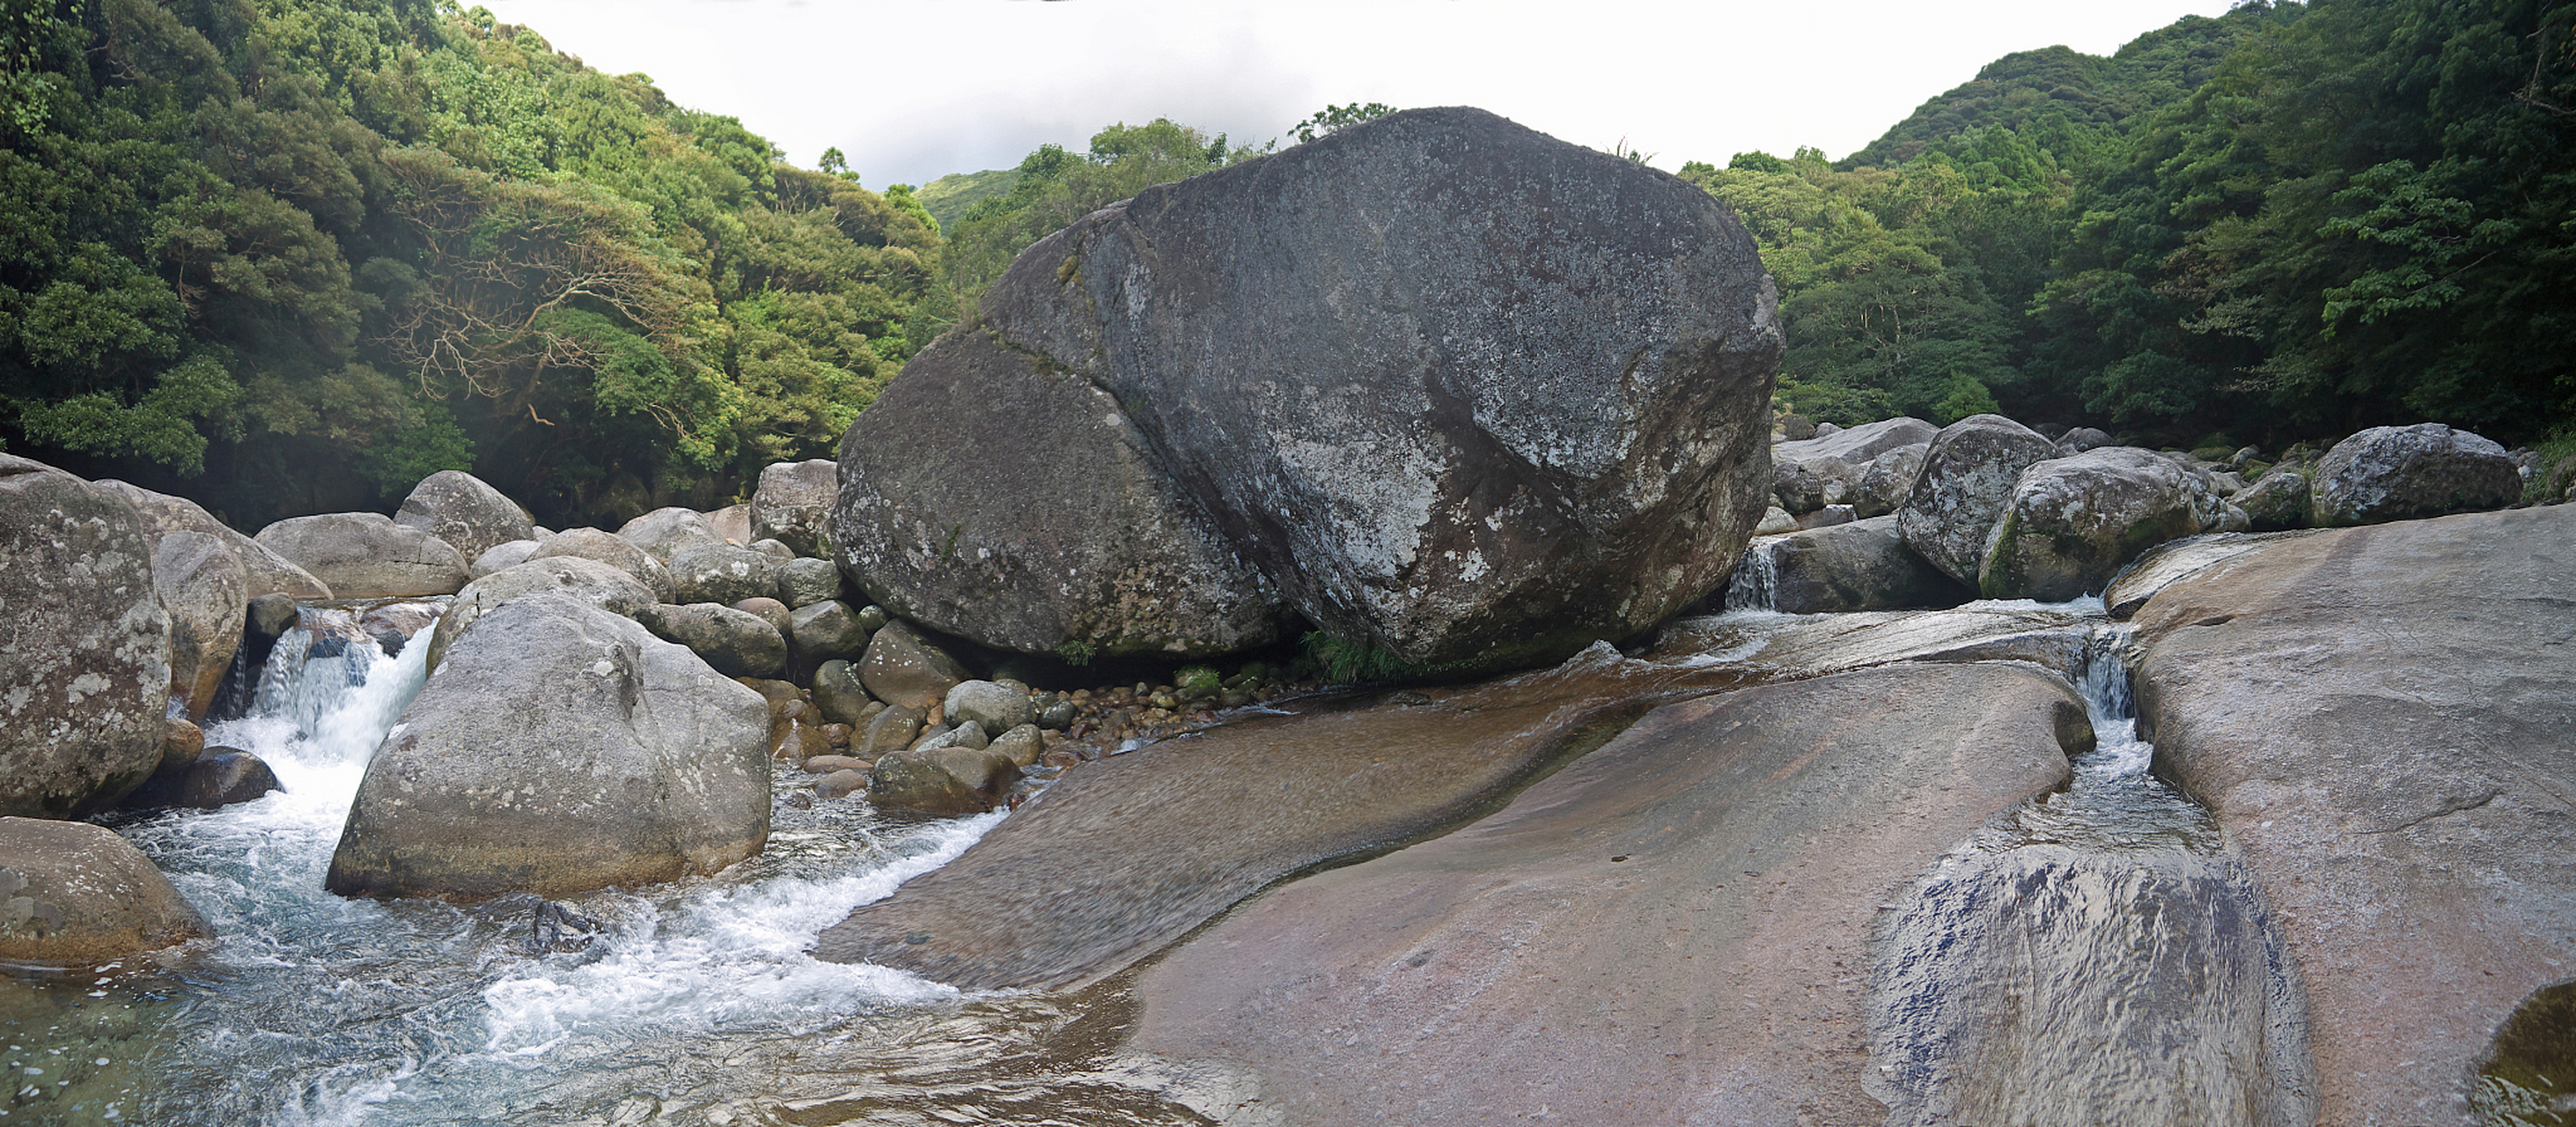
[[3, 597, 2302, 1124]]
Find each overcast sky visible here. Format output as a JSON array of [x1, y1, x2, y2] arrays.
[[482, 0, 2241, 190]]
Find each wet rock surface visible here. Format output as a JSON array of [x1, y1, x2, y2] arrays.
[[1121, 663, 2082, 1126], [328, 592, 770, 901], [813, 645, 1749, 990], [2129, 505, 2576, 1125]]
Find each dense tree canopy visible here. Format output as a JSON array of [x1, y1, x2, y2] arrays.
[[1707, 0, 2573, 450], [1, 0, 940, 527], [4, 0, 2565, 534]]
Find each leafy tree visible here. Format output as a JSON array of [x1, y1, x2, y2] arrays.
[[938, 118, 1261, 306], [1290, 101, 1395, 144]]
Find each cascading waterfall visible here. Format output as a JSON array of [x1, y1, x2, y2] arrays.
[[7, 600, 1035, 1126], [1864, 627, 2315, 1127], [1721, 537, 1780, 613]]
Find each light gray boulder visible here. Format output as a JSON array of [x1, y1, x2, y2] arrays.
[[1850, 443, 1929, 519], [469, 538, 540, 578], [326, 592, 770, 901], [0, 816, 207, 961], [615, 506, 719, 564], [1726, 515, 1969, 615], [751, 459, 837, 558], [254, 512, 468, 598], [866, 744, 1020, 816], [1771, 454, 1855, 514], [2234, 468, 2311, 531], [774, 556, 842, 608], [0, 456, 171, 817], [2309, 423, 2521, 527], [667, 542, 781, 608], [637, 602, 786, 679], [944, 680, 1035, 736], [1979, 446, 2228, 601], [426, 556, 657, 670], [1896, 415, 2060, 586], [857, 622, 969, 711], [788, 600, 870, 662], [528, 527, 676, 602], [393, 469, 534, 563], [2056, 426, 2113, 455], [152, 530, 247, 721], [707, 503, 754, 546], [90, 479, 330, 600], [1772, 416, 1937, 467]]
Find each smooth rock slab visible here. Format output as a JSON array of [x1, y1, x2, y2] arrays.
[[328, 593, 769, 901], [813, 643, 1748, 990], [0, 456, 171, 817], [1122, 663, 2082, 1126], [2130, 505, 2576, 1125]]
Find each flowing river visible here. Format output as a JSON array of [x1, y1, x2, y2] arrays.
[[1, 595, 2304, 1124]]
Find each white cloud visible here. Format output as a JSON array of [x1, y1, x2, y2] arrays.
[[487, 0, 2239, 188]]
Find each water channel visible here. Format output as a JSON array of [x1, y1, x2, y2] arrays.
[[3, 596, 2312, 1124]]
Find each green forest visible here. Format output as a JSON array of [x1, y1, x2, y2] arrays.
[[2, 0, 2569, 530]]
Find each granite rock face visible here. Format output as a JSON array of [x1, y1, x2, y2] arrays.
[[0, 456, 171, 817], [151, 530, 248, 721], [2308, 423, 2521, 527], [838, 107, 1781, 671], [2128, 505, 2576, 1125], [1897, 414, 2060, 586], [90, 479, 330, 600], [750, 460, 838, 558], [832, 331, 1284, 659], [1979, 446, 2227, 601], [328, 593, 770, 901]]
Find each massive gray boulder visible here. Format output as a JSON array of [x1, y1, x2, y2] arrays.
[[2309, 423, 2521, 527], [1897, 414, 2061, 586], [425, 556, 657, 669], [1979, 446, 2228, 601], [393, 469, 534, 563], [254, 512, 469, 598], [0, 816, 207, 961], [750, 460, 836, 558], [840, 107, 1781, 672], [834, 332, 1285, 659], [2129, 505, 2576, 1124], [327, 592, 770, 901], [90, 479, 330, 600], [0, 456, 171, 817], [152, 530, 247, 721], [1122, 663, 2085, 1125]]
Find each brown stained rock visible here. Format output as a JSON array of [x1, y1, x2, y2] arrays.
[[811, 644, 1746, 990], [0, 816, 207, 962], [2130, 505, 2576, 1126], [857, 622, 968, 711], [1121, 663, 2081, 1126]]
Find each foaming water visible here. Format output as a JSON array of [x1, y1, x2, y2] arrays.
[[49, 600, 1098, 1126], [1866, 626, 2314, 1127]]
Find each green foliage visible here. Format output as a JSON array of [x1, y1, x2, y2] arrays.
[[939, 118, 1261, 306], [1290, 102, 1395, 144], [911, 166, 1021, 230], [1174, 665, 1221, 696], [0, 0, 938, 527], [1300, 630, 1421, 686]]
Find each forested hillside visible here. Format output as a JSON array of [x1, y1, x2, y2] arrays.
[[0, 0, 942, 528], [1697, 0, 2573, 449], [4, 0, 2566, 531]]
